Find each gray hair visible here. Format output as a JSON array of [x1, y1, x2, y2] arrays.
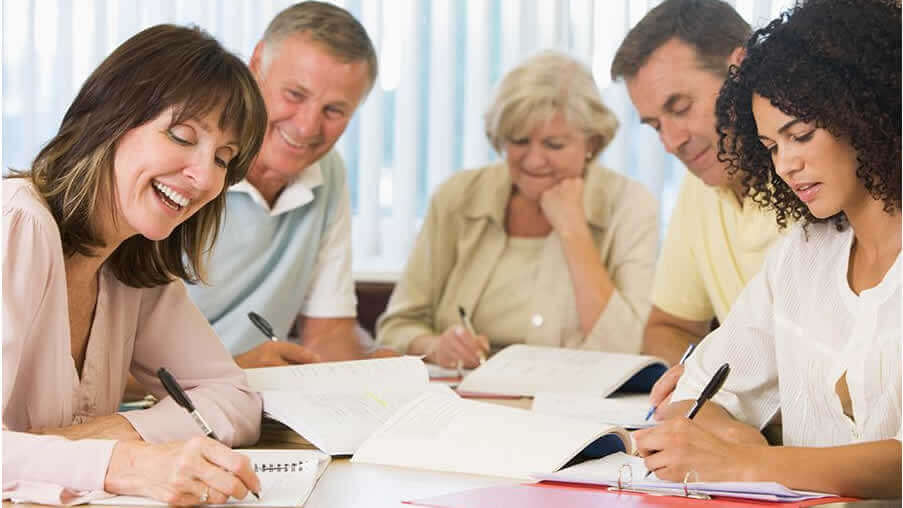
[[485, 51, 619, 160], [261, 1, 378, 90]]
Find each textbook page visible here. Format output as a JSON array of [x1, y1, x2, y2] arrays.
[[457, 344, 667, 397], [351, 391, 631, 480], [532, 392, 655, 429], [93, 449, 330, 507], [261, 384, 455, 455], [533, 452, 836, 502], [244, 356, 429, 393]]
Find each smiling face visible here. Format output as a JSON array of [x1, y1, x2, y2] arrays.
[[752, 93, 863, 219], [249, 33, 370, 180], [504, 112, 594, 202], [109, 106, 237, 243], [626, 38, 739, 187]]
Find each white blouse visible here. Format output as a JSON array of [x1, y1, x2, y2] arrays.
[[672, 222, 901, 446]]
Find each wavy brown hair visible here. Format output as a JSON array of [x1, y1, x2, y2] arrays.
[[13, 24, 267, 287], [715, 0, 901, 230]]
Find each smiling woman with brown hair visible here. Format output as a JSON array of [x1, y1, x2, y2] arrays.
[[3, 24, 268, 505]]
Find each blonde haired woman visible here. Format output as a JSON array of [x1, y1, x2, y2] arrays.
[[377, 51, 658, 368]]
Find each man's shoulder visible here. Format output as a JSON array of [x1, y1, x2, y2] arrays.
[[316, 149, 348, 183]]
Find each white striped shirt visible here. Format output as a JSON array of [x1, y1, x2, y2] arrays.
[[673, 222, 901, 446]]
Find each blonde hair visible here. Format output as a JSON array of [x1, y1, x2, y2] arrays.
[[484, 51, 619, 160]]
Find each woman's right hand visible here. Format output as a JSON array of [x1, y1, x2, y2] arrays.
[[422, 326, 490, 369], [104, 437, 261, 506]]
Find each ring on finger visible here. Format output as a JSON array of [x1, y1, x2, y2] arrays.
[[199, 486, 209, 504]]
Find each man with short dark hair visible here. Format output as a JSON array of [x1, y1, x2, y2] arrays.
[[611, 0, 784, 405], [187, 1, 378, 368]]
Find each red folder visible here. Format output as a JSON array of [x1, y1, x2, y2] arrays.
[[404, 482, 856, 508]]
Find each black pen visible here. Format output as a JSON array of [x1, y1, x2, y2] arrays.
[[685, 362, 730, 419], [157, 368, 261, 500], [248, 311, 279, 342], [157, 367, 220, 440], [645, 342, 697, 421], [644, 362, 730, 478]]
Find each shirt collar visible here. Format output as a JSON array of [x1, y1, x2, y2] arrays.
[[229, 161, 324, 216], [464, 161, 611, 231]]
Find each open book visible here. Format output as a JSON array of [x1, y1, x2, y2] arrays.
[[351, 390, 633, 480], [244, 356, 449, 455], [93, 449, 330, 507], [456, 344, 667, 397], [532, 452, 836, 502], [532, 392, 655, 429]]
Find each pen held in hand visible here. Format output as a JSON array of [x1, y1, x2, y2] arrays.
[[157, 367, 220, 441], [156, 367, 261, 500], [457, 305, 486, 366], [643, 362, 730, 479], [644, 342, 697, 421], [248, 311, 279, 341]]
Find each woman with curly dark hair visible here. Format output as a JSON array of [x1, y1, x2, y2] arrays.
[[632, 0, 901, 498]]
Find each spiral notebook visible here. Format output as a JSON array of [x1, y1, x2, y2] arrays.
[[92, 449, 330, 506]]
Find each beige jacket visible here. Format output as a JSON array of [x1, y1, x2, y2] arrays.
[[376, 161, 658, 354]]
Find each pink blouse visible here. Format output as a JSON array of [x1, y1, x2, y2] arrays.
[[2, 179, 262, 501]]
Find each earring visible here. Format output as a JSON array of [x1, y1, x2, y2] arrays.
[[585, 151, 593, 161]]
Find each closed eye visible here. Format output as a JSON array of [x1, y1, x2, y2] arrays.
[[791, 130, 814, 143]]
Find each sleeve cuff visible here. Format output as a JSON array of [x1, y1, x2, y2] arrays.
[[120, 397, 205, 444]]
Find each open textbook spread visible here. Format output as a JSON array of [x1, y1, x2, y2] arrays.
[[351, 391, 633, 480], [244, 356, 445, 456], [244, 357, 635, 479], [456, 344, 668, 397], [93, 449, 330, 507], [533, 452, 836, 502]]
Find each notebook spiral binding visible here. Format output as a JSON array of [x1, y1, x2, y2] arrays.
[[606, 463, 711, 500]]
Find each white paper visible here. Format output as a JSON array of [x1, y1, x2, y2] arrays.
[[352, 391, 630, 479], [533, 452, 836, 502], [261, 385, 455, 455], [532, 392, 655, 429], [244, 356, 428, 393], [93, 450, 330, 506], [457, 344, 665, 397]]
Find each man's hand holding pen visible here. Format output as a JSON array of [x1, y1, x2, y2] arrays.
[[235, 312, 322, 368]]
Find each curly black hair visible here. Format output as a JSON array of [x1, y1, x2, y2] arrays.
[[715, 0, 901, 230]]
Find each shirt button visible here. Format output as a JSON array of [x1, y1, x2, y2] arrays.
[[531, 314, 544, 327]]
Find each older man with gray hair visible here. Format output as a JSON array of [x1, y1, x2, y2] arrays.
[[187, 1, 379, 367]]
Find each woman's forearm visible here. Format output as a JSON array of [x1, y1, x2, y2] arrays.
[[33, 413, 142, 441], [558, 223, 615, 335], [744, 440, 901, 498]]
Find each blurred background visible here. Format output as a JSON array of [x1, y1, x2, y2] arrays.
[[2, 0, 794, 276]]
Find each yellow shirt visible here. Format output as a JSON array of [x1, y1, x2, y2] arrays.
[[651, 173, 784, 324]]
